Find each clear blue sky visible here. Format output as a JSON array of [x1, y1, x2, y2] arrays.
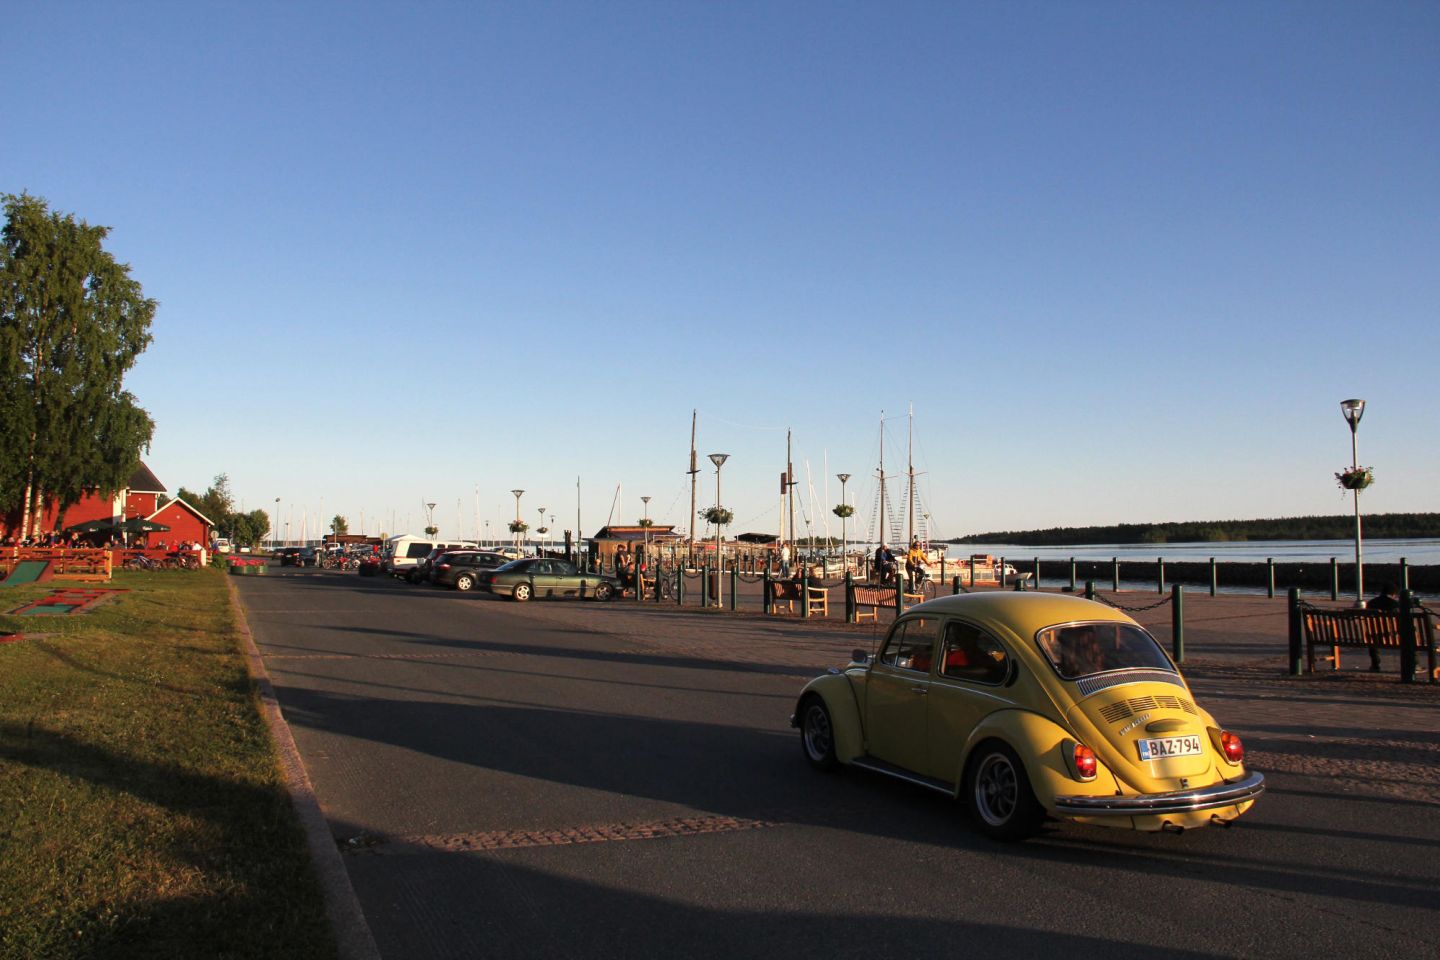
[[6, 2, 1437, 542]]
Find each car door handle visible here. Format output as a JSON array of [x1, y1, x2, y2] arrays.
[[910, 686, 928, 695]]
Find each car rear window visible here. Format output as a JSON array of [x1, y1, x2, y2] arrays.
[[1035, 622, 1174, 680], [405, 543, 432, 558]]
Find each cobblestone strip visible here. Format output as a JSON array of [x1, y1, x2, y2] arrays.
[[354, 815, 783, 856], [266, 649, 504, 662]]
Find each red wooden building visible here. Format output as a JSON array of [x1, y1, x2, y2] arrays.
[[0, 462, 210, 545]]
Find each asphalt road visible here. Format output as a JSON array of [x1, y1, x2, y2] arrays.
[[235, 567, 1440, 960]]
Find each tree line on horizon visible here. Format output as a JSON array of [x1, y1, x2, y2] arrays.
[[950, 513, 1440, 546]]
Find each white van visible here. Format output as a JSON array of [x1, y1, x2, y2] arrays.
[[383, 535, 479, 575]]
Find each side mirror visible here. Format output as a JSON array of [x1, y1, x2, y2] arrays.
[[851, 648, 869, 664]]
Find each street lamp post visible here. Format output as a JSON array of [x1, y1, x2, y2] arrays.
[[641, 495, 652, 563], [538, 507, 546, 554], [425, 501, 437, 537], [709, 454, 729, 606], [836, 473, 850, 573], [274, 497, 281, 549], [484, 520, 490, 548], [511, 489, 525, 550], [1341, 399, 1366, 606]]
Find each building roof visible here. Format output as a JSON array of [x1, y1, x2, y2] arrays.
[[590, 525, 682, 542], [148, 497, 214, 527], [127, 462, 166, 494]]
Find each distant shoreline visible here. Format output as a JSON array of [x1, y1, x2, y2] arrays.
[[951, 512, 1440, 546]]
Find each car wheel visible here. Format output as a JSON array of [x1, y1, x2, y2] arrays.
[[965, 741, 1044, 841], [593, 582, 615, 602], [455, 573, 474, 592], [799, 696, 838, 771], [513, 582, 532, 602]]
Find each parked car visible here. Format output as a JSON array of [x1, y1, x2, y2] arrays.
[[431, 551, 511, 591], [791, 592, 1264, 840], [272, 546, 302, 565], [280, 546, 317, 567], [385, 537, 479, 576], [408, 544, 479, 583], [476, 558, 622, 602]]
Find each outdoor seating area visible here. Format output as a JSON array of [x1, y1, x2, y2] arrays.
[[1300, 606, 1438, 680], [849, 583, 925, 623], [770, 579, 829, 618]]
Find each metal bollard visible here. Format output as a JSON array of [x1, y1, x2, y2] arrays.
[[1267, 558, 1275, 599], [1287, 588, 1303, 676], [801, 574, 811, 618], [1033, 557, 1041, 591], [844, 572, 855, 622], [1112, 558, 1120, 593], [700, 564, 709, 607], [1399, 590, 1417, 683], [896, 573, 907, 616], [1171, 584, 1184, 663], [763, 569, 773, 615], [1209, 557, 1217, 597], [1085, 580, 1095, 601], [999, 557, 1007, 590], [1158, 557, 1165, 595], [1400, 557, 1409, 591], [730, 565, 738, 611], [1330, 558, 1338, 601], [1069, 558, 1077, 593], [951, 575, 960, 596]]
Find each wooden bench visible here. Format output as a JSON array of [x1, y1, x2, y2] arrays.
[[771, 579, 829, 617], [1301, 608, 1437, 680], [850, 584, 925, 623]]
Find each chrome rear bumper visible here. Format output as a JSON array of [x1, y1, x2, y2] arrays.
[[1053, 771, 1265, 817]]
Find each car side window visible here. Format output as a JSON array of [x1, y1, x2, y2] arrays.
[[879, 616, 938, 674], [940, 621, 1009, 685]]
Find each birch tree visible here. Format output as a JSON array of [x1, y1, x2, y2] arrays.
[[0, 194, 155, 537]]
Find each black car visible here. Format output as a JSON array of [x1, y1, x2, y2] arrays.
[[431, 551, 511, 591], [280, 546, 317, 567]]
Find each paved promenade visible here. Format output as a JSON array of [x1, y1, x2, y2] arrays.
[[238, 572, 1440, 960]]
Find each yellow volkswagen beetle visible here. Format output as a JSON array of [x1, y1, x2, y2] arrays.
[[792, 592, 1264, 839]]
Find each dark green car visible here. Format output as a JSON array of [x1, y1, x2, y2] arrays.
[[475, 558, 622, 602]]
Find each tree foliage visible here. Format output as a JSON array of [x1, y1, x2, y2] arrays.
[[0, 194, 155, 535], [228, 509, 271, 548], [331, 515, 349, 536]]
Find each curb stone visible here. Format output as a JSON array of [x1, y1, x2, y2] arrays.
[[227, 576, 382, 960]]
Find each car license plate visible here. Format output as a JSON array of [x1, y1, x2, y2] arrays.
[[1137, 735, 1202, 761]]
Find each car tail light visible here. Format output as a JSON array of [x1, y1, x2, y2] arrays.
[[1219, 730, 1244, 764], [438, 563, 451, 571], [1073, 743, 1097, 781]]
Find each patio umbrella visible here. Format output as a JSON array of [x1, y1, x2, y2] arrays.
[[117, 518, 171, 534], [63, 518, 118, 534]]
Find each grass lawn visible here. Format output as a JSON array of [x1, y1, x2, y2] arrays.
[[0, 569, 336, 960]]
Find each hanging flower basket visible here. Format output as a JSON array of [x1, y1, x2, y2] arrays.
[[832, 504, 854, 519], [536, 527, 548, 535], [1335, 467, 1374, 491], [637, 518, 653, 528], [701, 506, 733, 526], [424, 526, 439, 536], [508, 520, 529, 534]]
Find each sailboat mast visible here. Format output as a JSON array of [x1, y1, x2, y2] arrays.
[[787, 429, 795, 548], [877, 411, 885, 547], [907, 404, 914, 548], [688, 409, 698, 548]]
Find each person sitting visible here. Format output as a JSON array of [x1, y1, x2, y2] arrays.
[[1367, 582, 1399, 672]]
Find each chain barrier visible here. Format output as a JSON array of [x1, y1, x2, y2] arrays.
[[1091, 593, 1174, 614], [736, 572, 766, 584]]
